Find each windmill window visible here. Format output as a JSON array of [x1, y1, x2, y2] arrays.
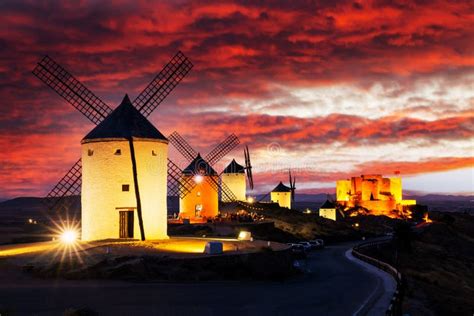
[[88, 149, 94, 156], [152, 150, 157, 156], [122, 184, 130, 192], [115, 149, 121, 155]]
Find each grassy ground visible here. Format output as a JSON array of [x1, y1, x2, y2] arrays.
[[255, 207, 400, 242], [359, 212, 474, 315], [170, 206, 401, 243]]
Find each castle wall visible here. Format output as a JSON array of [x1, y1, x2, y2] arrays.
[[336, 180, 351, 201], [221, 173, 246, 202], [359, 200, 397, 216], [271, 191, 291, 209], [336, 174, 415, 218], [361, 179, 378, 200], [81, 139, 168, 241], [390, 177, 402, 202], [179, 175, 219, 219]]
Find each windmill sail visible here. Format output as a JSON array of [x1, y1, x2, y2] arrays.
[[34, 52, 193, 214], [133, 51, 193, 117], [244, 145, 254, 189], [289, 170, 296, 202], [33, 56, 113, 124], [205, 134, 240, 166], [43, 159, 82, 213], [168, 131, 198, 162]]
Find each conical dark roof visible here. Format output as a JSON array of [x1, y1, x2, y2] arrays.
[[272, 181, 291, 192], [182, 153, 217, 176], [320, 199, 336, 209], [223, 159, 245, 174], [82, 94, 167, 143]]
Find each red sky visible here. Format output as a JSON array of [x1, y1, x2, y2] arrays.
[[0, 0, 473, 199]]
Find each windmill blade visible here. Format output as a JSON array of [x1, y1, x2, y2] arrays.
[[167, 159, 194, 198], [133, 51, 193, 117], [247, 166, 254, 190], [220, 179, 238, 202], [206, 176, 238, 202], [43, 159, 82, 212], [289, 170, 296, 202], [244, 145, 254, 190], [32, 56, 112, 125], [258, 191, 271, 202], [168, 131, 198, 162], [205, 134, 240, 166]]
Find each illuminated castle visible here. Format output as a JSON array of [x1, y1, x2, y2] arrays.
[[336, 174, 416, 218], [81, 95, 169, 240]]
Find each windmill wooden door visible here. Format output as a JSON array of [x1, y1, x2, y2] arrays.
[[119, 210, 134, 238]]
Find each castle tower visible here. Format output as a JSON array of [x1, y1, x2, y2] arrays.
[[221, 159, 246, 202], [271, 181, 292, 209], [179, 154, 219, 220], [81, 95, 168, 241]]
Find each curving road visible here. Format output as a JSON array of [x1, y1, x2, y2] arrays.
[[0, 241, 394, 315]]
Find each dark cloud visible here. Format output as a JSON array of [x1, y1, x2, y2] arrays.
[[0, 0, 473, 198]]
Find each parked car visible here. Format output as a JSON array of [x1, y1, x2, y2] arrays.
[[315, 239, 325, 248], [289, 244, 307, 258], [309, 240, 322, 249], [299, 241, 312, 251]]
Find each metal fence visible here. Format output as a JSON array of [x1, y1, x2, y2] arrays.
[[352, 239, 404, 316]]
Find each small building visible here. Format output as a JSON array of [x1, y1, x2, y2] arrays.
[[81, 95, 168, 241], [179, 154, 219, 220], [271, 182, 292, 209], [221, 159, 246, 202], [319, 200, 337, 221]]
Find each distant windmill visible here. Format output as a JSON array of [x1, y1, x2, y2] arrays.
[[33, 52, 193, 240], [221, 145, 254, 202], [260, 169, 296, 209], [168, 131, 245, 219]]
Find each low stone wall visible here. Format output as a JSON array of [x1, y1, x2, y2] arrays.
[[352, 239, 404, 316], [27, 246, 296, 282]]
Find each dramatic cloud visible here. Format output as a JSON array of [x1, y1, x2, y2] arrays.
[[0, 0, 473, 198]]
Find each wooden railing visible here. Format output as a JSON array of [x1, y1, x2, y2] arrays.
[[352, 239, 404, 316]]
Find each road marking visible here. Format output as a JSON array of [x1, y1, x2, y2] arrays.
[[345, 248, 396, 316]]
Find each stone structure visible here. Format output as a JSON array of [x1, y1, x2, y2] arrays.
[[81, 95, 168, 241], [336, 174, 416, 218]]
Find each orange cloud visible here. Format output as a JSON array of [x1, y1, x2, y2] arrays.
[[0, 0, 473, 198]]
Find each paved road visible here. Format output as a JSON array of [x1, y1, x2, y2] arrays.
[[0, 241, 391, 316]]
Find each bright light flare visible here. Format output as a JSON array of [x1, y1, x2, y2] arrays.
[[247, 196, 254, 204], [194, 175, 204, 183], [60, 229, 78, 244]]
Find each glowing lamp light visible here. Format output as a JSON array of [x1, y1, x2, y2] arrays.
[[60, 229, 78, 244], [247, 196, 254, 204], [194, 175, 204, 184], [238, 231, 252, 241]]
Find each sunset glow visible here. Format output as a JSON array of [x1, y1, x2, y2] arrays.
[[0, 0, 473, 199]]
